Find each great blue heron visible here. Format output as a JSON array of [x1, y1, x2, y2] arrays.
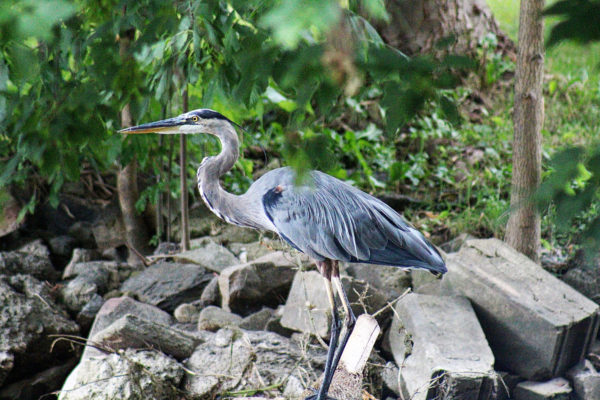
[[121, 108, 446, 400]]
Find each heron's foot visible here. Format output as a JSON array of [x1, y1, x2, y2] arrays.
[[304, 387, 337, 400]]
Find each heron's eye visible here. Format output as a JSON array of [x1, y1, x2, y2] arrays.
[[191, 116, 199, 122]]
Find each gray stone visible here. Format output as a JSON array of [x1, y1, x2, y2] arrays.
[[344, 262, 411, 302], [513, 378, 572, 400], [58, 349, 184, 400], [82, 296, 173, 360], [212, 224, 260, 244], [443, 239, 600, 380], [239, 307, 275, 331], [197, 305, 243, 331], [76, 293, 104, 331], [381, 361, 400, 397], [389, 293, 496, 400], [67, 221, 96, 248], [120, 261, 213, 312], [0, 358, 77, 400], [183, 328, 325, 398], [18, 239, 50, 258], [153, 241, 179, 255], [0, 250, 58, 281], [62, 249, 102, 279], [91, 203, 126, 251], [173, 303, 200, 323], [60, 263, 114, 313], [281, 271, 387, 338], [48, 235, 76, 257], [0, 275, 79, 386], [227, 238, 287, 262], [566, 360, 600, 400], [219, 251, 297, 314], [174, 237, 240, 273], [199, 275, 220, 306], [91, 314, 199, 360], [265, 305, 295, 337]]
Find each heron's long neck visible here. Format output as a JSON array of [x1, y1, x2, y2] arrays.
[[196, 122, 267, 230]]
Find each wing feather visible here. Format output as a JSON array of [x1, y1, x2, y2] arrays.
[[262, 170, 446, 273]]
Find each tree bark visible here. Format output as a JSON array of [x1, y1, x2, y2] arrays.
[[117, 29, 151, 264], [505, 0, 545, 262], [180, 86, 190, 251], [378, 0, 512, 56]]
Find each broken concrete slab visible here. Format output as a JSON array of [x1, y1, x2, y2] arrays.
[[91, 314, 200, 360], [389, 293, 496, 400], [120, 261, 213, 312], [344, 262, 411, 302], [513, 378, 572, 400], [219, 251, 297, 315], [566, 359, 600, 400], [281, 270, 388, 338], [173, 237, 240, 273], [197, 306, 242, 332], [443, 238, 600, 380]]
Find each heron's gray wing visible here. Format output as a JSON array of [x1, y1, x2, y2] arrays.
[[262, 171, 446, 273]]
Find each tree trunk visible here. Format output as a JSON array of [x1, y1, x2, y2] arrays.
[[379, 0, 512, 56], [117, 29, 151, 264], [505, 0, 545, 262], [180, 86, 190, 251]]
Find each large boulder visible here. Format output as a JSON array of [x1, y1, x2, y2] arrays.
[[0, 250, 58, 282], [120, 262, 213, 312], [218, 251, 298, 315], [183, 328, 326, 398], [0, 275, 79, 386], [58, 349, 184, 400]]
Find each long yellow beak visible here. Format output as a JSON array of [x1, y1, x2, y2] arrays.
[[119, 116, 185, 134]]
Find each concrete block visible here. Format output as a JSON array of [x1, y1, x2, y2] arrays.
[[566, 359, 600, 400], [513, 378, 572, 400], [388, 293, 496, 400], [197, 306, 242, 332], [444, 238, 600, 380]]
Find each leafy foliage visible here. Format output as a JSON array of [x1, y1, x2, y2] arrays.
[[544, 0, 600, 47]]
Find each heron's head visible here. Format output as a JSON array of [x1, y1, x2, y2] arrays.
[[119, 109, 236, 135]]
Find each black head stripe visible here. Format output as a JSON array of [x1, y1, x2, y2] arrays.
[[193, 109, 229, 121]]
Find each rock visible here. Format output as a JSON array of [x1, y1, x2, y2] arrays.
[[197, 306, 243, 331], [0, 274, 79, 386], [18, 239, 50, 258], [183, 328, 325, 398], [173, 237, 240, 273], [440, 232, 475, 253], [60, 262, 113, 313], [344, 262, 411, 302], [76, 294, 104, 332], [82, 297, 173, 360], [91, 314, 200, 360], [219, 251, 297, 315], [153, 241, 179, 255], [281, 271, 387, 338], [0, 358, 77, 400], [239, 307, 275, 331], [562, 263, 600, 304], [389, 293, 496, 400], [0, 250, 58, 281], [120, 261, 213, 312], [67, 221, 96, 248], [227, 238, 287, 262], [212, 224, 260, 244], [566, 360, 600, 400], [48, 235, 76, 258], [58, 349, 184, 400], [265, 306, 295, 337], [381, 362, 400, 397], [513, 378, 572, 400], [90, 202, 126, 251], [199, 275, 220, 306], [62, 249, 101, 279], [173, 303, 200, 323], [443, 239, 600, 380], [0, 189, 22, 238]]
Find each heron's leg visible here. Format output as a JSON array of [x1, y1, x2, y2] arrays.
[[327, 274, 357, 378], [306, 261, 341, 400]]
